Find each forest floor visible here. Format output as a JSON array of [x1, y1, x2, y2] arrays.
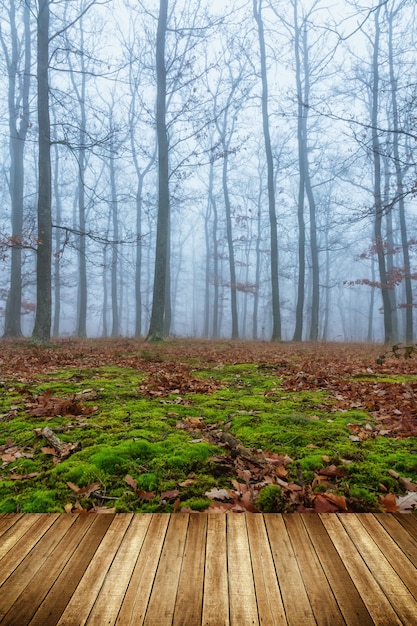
[[0, 338, 417, 514]]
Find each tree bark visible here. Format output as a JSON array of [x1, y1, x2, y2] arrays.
[[387, 7, 413, 342], [371, 6, 393, 343], [147, 0, 170, 342], [3, 0, 31, 337], [253, 0, 281, 341], [32, 0, 52, 345]]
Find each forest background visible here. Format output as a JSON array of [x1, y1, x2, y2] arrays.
[[0, 0, 417, 344]]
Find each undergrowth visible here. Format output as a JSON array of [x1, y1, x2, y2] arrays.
[[0, 345, 416, 514]]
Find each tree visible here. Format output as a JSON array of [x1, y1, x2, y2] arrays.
[[147, 0, 170, 342], [1, 0, 31, 337], [253, 0, 281, 341], [31, 0, 52, 345]]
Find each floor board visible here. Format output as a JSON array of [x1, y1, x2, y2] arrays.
[[0, 513, 416, 625]]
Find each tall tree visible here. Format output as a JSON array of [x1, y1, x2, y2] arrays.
[[32, 0, 52, 344], [253, 0, 281, 341], [147, 0, 169, 342], [386, 1, 413, 342], [370, 4, 393, 343], [1, 0, 31, 337]]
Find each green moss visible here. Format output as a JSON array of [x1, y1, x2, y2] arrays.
[[256, 485, 288, 513], [21, 490, 63, 513], [0, 359, 416, 513], [182, 497, 211, 511], [349, 486, 378, 505]]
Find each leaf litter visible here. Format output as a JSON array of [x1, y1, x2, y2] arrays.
[[0, 338, 416, 513]]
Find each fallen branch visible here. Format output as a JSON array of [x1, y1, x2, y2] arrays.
[[34, 426, 79, 458]]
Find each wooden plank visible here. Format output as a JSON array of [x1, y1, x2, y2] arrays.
[[394, 513, 417, 537], [201, 514, 229, 626], [0, 513, 23, 538], [86, 514, 152, 626], [339, 513, 417, 623], [246, 513, 287, 626], [227, 514, 259, 626], [29, 513, 114, 626], [173, 514, 207, 626], [56, 513, 133, 625], [2, 514, 96, 626], [284, 514, 345, 625], [374, 513, 417, 564], [0, 513, 44, 562], [301, 514, 373, 626], [361, 513, 417, 596], [264, 514, 316, 626], [0, 513, 59, 585], [0, 514, 77, 621], [143, 513, 189, 626], [320, 513, 403, 626], [115, 513, 170, 626]]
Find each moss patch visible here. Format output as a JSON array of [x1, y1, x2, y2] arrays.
[[1, 352, 416, 513]]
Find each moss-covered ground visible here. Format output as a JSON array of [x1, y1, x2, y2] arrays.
[[0, 339, 416, 513]]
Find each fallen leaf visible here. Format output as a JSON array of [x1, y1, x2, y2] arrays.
[[41, 446, 57, 456], [396, 492, 417, 512], [205, 488, 234, 501], [314, 495, 340, 513], [137, 490, 155, 501], [380, 493, 399, 513], [9, 472, 39, 480], [178, 479, 195, 487], [160, 489, 180, 500], [125, 474, 137, 490], [322, 491, 347, 511]]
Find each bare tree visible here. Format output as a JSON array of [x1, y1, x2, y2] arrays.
[[253, 0, 281, 341], [1, 0, 31, 337]]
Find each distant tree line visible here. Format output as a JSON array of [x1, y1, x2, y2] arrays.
[[0, 0, 416, 344]]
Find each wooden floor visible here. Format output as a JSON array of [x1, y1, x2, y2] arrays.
[[0, 513, 417, 625]]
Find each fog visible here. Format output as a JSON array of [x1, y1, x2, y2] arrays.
[[0, 0, 416, 343]]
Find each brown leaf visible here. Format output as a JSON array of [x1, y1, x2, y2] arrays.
[[9, 472, 39, 480], [314, 495, 340, 513], [380, 493, 399, 513], [125, 474, 137, 490], [160, 489, 180, 500], [67, 481, 81, 493], [322, 491, 347, 511], [91, 506, 116, 514], [178, 479, 195, 487], [137, 490, 155, 501], [77, 482, 101, 497], [41, 446, 57, 456], [398, 477, 417, 492]]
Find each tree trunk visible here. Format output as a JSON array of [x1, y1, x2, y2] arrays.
[[3, 0, 31, 337], [32, 0, 52, 345], [52, 143, 62, 337], [109, 144, 119, 338], [147, 0, 169, 342], [387, 8, 413, 342], [222, 145, 239, 339], [253, 0, 281, 341], [371, 7, 393, 344]]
